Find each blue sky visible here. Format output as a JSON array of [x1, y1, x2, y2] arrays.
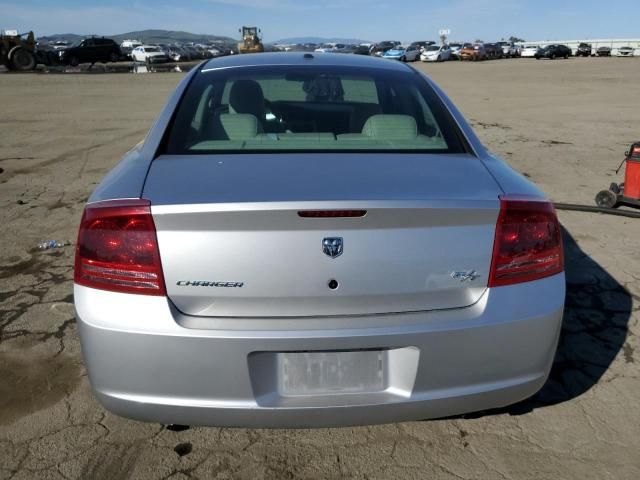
[[2, 0, 639, 42]]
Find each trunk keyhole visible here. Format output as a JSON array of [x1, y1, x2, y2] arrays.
[[328, 279, 339, 290]]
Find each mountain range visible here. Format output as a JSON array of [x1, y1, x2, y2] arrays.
[[38, 29, 236, 45]]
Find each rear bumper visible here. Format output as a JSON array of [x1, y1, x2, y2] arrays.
[[75, 274, 564, 428]]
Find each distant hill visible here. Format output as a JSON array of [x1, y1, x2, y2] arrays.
[[274, 36, 370, 45], [39, 29, 236, 45]]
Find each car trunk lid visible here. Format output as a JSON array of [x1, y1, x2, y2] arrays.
[[144, 153, 502, 317]]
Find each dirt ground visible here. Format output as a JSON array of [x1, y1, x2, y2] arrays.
[[1, 57, 639, 479]]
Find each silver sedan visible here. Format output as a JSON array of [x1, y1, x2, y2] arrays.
[[74, 52, 565, 428]]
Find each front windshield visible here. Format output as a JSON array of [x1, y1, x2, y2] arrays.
[[426, 46, 439, 52], [164, 65, 465, 154], [146, 47, 160, 52]]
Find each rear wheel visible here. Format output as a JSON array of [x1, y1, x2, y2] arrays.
[[10, 48, 36, 71], [109, 52, 119, 63], [595, 190, 618, 208], [68, 56, 80, 67], [551, 53, 556, 59]]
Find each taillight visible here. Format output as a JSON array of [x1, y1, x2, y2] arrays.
[[74, 199, 166, 296], [488, 196, 563, 287]]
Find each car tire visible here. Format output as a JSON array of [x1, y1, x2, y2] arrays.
[[109, 52, 119, 63], [68, 56, 80, 67], [564, 54, 569, 59], [400, 56, 406, 62], [9, 48, 36, 71], [551, 53, 556, 59]]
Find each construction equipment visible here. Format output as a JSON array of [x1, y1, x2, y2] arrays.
[[0, 30, 36, 71], [595, 142, 640, 209], [238, 26, 264, 54]]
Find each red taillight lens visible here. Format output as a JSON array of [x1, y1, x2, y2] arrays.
[[488, 197, 563, 287], [74, 199, 166, 296]]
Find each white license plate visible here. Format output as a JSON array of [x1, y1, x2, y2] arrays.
[[277, 350, 386, 396]]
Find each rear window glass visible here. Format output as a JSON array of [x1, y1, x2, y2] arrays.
[[164, 65, 466, 154]]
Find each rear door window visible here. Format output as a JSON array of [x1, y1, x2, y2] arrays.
[[164, 65, 466, 154]]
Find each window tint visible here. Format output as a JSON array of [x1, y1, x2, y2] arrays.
[[164, 65, 466, 154]]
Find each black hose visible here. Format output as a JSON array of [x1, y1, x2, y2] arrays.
[[554, 203, 640, 219]]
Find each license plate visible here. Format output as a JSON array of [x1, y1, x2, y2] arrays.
[[277, 350, 386, 396]]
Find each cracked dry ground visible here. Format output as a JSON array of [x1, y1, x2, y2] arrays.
[[1, 59, 639, 480]]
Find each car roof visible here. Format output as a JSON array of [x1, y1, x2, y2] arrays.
[[201, 52, 412, 73]]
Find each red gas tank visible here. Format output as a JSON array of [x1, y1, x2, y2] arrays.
[[625, 143, 640, 200]]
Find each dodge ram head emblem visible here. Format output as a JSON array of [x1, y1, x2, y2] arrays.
[[322, 237, 343, 258]]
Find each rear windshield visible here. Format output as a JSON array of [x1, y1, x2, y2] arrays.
[[163, 65, 466, 154]]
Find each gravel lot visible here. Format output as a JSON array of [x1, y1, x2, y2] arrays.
[[1, 57, 639, 479]]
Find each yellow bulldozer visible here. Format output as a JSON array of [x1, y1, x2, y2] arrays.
[[238, 26, 264, 54]]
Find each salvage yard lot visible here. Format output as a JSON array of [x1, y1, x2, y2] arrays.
[[0, 57, 639, 479]]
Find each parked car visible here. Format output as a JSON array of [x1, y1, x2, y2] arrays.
[[617, 46, 635, 57], [314, 43, 348, 53], [382, 45, 420, 61], [371, 40, 400, 57], [535, 44, 571, 59], [410, 41, 436, 52], [34, 43, 60, 66], [484, 43, 503, 59], [575, 42, 592, 57], [58, 37, 121, 66], [74, 52, 565, 428], [449, 43, 464, 59], [131, 45, 169, 63], [497, 41, 519, 58], [521, 44, 540, 58], [334, 44, 359, 54], [353, 45, 372, 55], [420, 44, 451, 62], [596, 46, 612, 57], [165, 47, 185, 62], [460, 43, 486, 61], [184, 46, 204, 60]]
